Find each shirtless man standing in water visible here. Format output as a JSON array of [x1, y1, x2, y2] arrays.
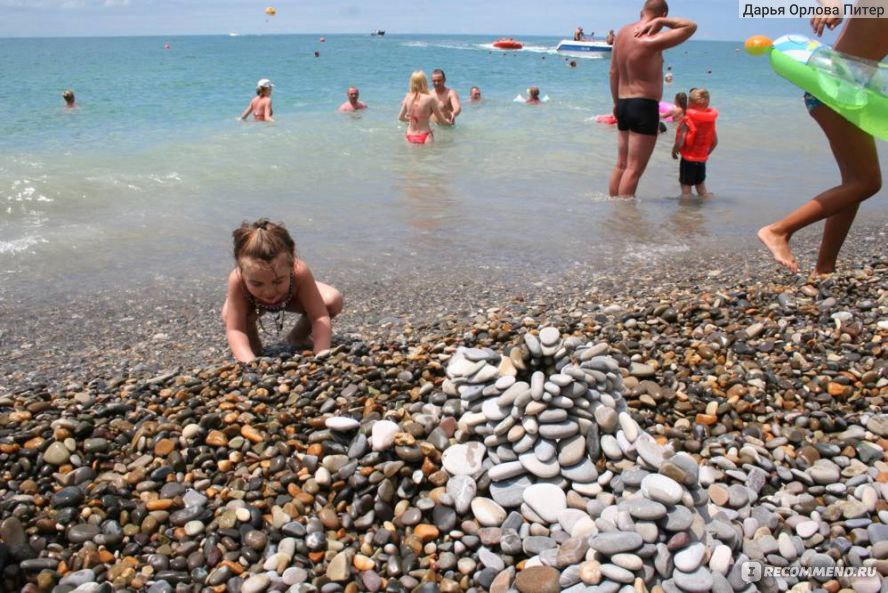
[[608, 0, 696, 197], [431, 69, 460, 125]]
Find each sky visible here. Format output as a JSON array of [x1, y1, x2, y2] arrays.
[[0, 0, 843, 42]]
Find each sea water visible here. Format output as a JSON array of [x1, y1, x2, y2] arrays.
[[1, 34, 885, 294]]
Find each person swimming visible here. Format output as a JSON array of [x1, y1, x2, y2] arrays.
[[398, 70, 451, 144], [526, 86, 542, 105], [338, 87, 367, 112], [469, 86, 482, 102], [240, 79, 274, 122], [62, 89, 76, 109]]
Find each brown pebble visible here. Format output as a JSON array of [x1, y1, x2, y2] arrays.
[[154, 438, 175, 456], [414, 524, 439, 543], [240, 425, 263, 443], [205, 431, 228, 447]]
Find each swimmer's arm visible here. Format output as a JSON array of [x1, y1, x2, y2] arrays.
[[450, 90, 462, 120], [240, 103, 252, 120], [264, 100, 274, 122], [295, 262, 332, 353], [672, 124, 686, 159], [224, 274, 258, 363], [398, 100, 409, 122], [636, 17, 697, 51], [432, 99, 452, 126], [709, 130, 718, 155]]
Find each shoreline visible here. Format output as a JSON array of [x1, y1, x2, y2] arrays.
[[1, 219, 885, 392]]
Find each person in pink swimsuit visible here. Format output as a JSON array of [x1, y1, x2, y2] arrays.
[[240, 78, 274, 122], [398, 70, 450, 145]]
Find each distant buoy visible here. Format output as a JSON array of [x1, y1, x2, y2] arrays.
[[320, 37, 326, 42]]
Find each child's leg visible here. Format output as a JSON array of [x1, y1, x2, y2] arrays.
[[285, 282, 344, 346], [695, 182, 708, 196], [680, 184, 693, 196]]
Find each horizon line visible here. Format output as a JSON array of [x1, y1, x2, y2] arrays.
[[0, 32, 743, 42]]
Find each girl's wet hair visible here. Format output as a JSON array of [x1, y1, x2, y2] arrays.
[[675, 92, 688, 110], [232, 219, 296, 264]]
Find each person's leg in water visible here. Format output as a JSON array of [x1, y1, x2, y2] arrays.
[[758, 16, 885, 274], [616, 132, 657, 197], [696, 182, 709, 197], [285, 282, 344, 348], [609, 130, 630, 197], [757, 106, 880, 273]]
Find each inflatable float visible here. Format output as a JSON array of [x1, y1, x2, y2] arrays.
[[493, 38, 523, 50], [745, 34, 887, 140], [595, 102, 675, 125]]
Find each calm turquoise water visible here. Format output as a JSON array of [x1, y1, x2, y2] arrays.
[[1, 34, 885, 290]]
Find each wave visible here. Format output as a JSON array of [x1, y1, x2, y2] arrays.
[[0, 235, 45, 255]]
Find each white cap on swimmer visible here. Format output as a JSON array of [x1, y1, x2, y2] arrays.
[[256, 78, 274, 89]]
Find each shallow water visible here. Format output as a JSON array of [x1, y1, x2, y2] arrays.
[[1, 34, 886, 294]]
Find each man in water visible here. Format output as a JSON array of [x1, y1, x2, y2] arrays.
[[338, 87, 367, 112], [431, 69, 460, 125], [608, 0, 696, 197], [469, 87, 482, 102]]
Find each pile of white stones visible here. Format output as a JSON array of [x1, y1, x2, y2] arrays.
[[439, 328, 886, 593]]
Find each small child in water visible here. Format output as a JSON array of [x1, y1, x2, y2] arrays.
[[526, 87, 542, 105], [62, 89, 76, 109], [222, 219, 343, 362], [241, 79, 274, 122], [670, 92, 687, 120], [672, 88, 718, 197]]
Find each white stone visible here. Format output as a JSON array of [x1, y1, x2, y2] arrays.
[[371, 420, 400, 451], [523, 483, 567, 523], [325, 416, 360, 431], [641, 474, 683, 505], [442, 442, 487, 476], [471, 497, 507, 526]]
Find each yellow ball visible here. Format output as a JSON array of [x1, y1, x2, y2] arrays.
[[744, 35, 773, 56]]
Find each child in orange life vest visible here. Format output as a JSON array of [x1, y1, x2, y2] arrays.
[[672, 88, 718, 197]]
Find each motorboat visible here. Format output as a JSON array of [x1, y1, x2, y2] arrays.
[[372, 29, 385, 36], [492, 38, 523, 50], [556, 39, 613, 54]]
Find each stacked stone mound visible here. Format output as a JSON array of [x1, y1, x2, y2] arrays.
[[443, 329, 761, 593]]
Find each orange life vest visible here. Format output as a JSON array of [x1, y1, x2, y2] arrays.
[[679, 107, 718, 162]]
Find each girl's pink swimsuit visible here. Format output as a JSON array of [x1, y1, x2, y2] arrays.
[[405, 103, 432, 144]]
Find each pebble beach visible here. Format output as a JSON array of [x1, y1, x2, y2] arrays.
[[1, 222, 887, 593]]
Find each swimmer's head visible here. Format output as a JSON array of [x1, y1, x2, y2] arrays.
[[569, 60, 577, 68], [62, 89, 75, 105], [664, 72, 673, 83], [431, 69, 446, 90], [256, 78, 274, 96], [642, 0, 668, 18], [528, 86, 540, 99], [674, 92, 688, 110], [470, 86, 481, 100], [409, 70, 429, 95], [689, 87, 710, 108], [348, 87, 360, 100]]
